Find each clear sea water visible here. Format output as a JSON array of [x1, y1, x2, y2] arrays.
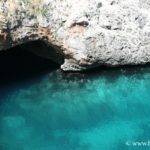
[[1, 49, 150, 150]]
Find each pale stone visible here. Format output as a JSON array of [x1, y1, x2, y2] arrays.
[[0, 0, 150, 71]]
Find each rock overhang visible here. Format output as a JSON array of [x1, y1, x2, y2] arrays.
[[0, 0, 150, 71]]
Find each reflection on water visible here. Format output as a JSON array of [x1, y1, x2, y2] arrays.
[[1, 65, 150, 150]]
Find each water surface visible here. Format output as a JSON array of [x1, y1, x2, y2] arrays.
[[1, 64, 150, 150]]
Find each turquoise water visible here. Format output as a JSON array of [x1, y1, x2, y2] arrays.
[[1, 66, 150, 150]]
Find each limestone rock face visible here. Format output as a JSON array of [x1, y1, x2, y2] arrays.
[[0, 0, 150, 71]]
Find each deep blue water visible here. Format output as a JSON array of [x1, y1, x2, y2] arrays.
[[1, 61, 150, 149]]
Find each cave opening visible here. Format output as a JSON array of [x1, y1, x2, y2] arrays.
[[0, 41, 60, 85]]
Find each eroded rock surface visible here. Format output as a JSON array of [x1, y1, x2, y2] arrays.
[[0, 0, 150, 71]]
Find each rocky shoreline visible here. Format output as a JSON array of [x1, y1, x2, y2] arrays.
[[0, 0, 150, 71]]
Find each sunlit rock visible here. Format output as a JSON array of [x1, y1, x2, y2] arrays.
[[0, 0, 150, 71]]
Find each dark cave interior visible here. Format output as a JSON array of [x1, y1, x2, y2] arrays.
[[0, 43, 59, 85]]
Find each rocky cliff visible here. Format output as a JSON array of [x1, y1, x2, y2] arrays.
[[0, 0, 150, 71]]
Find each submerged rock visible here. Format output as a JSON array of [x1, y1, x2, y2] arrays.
[[0, 0, 150, 71]]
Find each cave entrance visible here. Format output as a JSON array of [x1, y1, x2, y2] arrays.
[[0, 41, 60, 85]]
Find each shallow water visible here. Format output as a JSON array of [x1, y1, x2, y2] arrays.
[[1, 66, 150, 150]]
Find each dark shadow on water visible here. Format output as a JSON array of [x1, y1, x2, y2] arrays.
[[0, 45, 59, 86], [61, 64, 150, 83]]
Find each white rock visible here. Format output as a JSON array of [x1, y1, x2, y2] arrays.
[[0, 0, 150, 71]]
